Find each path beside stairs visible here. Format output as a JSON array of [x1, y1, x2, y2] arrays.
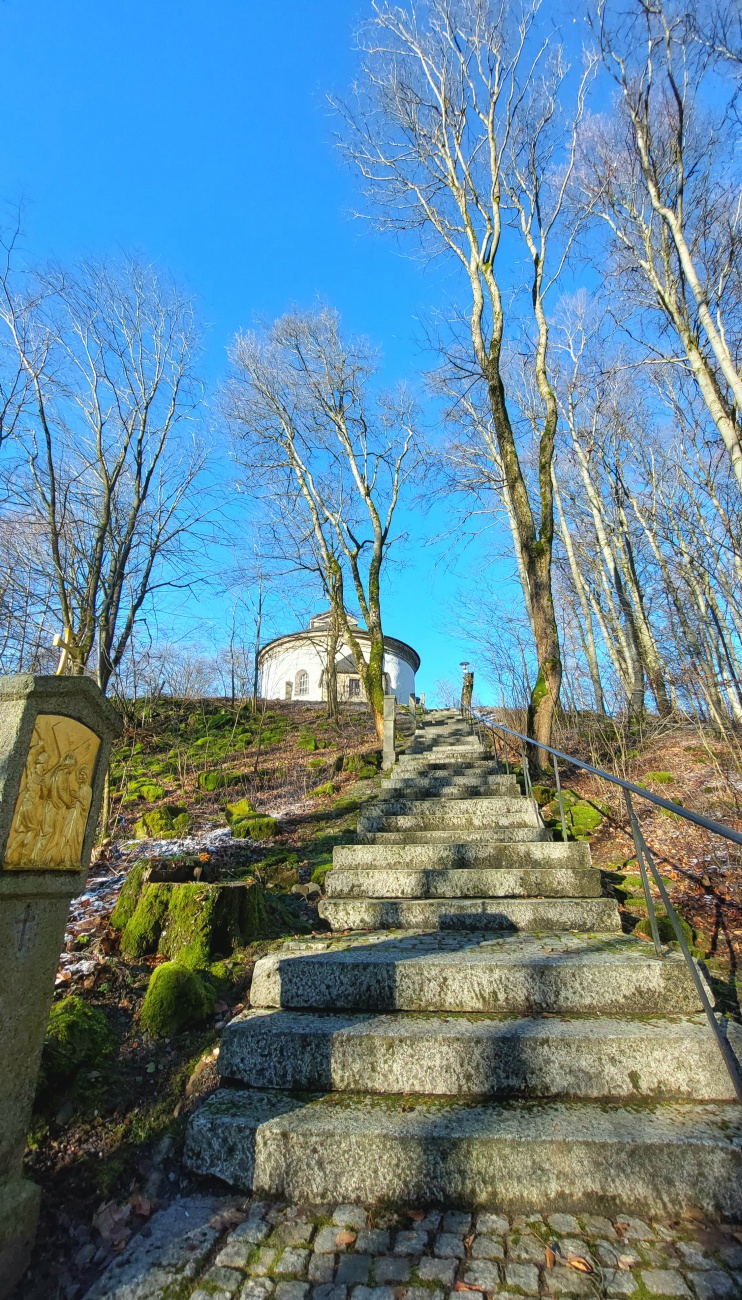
[[185, 709, 742, 1219]]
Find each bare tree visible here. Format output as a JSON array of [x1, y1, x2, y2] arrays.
[[336, 0, 594, 755], [0, 256, 208, 690], [225, 307, 420, 741], [580, 0, 742, 493]]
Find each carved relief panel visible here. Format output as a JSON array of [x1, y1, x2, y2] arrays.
[[4, 714, 100, 871]]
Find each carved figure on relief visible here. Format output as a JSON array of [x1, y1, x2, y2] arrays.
[[4, 714, 99, 870]]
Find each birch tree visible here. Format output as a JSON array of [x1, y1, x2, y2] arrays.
[[581, 0, 742, 493], [337, 0, 594, 754]]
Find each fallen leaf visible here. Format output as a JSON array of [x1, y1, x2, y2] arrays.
[[544, 1247, 556, 1269], [464, 1235, 475, 1250], [453, 1284, 483, 1292], [93, 1201, 131, 1243], [129, 1195, 151, 1217], [567, 1256, 593, 1274], [618, 1255, 637, 1270], [335, 1231, 357, 1247], [408, 1211, 425, 1222]]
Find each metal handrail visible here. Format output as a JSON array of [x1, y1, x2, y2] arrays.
[[460, 701, 742, 1102]]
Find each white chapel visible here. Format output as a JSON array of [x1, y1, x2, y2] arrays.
[[258, 611, 420, 704]]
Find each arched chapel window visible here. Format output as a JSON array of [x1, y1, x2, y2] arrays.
[[295, 669, 308, 697]]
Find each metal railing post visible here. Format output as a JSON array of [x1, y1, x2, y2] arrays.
[[636, 821, 742, 1103], [552, 753, 567, 844], [382, 695, 397, 771], [520, 739, 540, 821], [624, 790, 663, 958], [456, 699, 742, 1103]]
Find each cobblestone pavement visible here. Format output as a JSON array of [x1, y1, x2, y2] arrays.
[[83, 1195, 742, 1300]]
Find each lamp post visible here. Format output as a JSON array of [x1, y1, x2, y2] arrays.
[[460, 661, 474, 710]]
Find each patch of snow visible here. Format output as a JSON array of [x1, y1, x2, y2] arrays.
[[119, 826, 234, 855]]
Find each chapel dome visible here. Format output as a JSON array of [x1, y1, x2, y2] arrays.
[[257, 610, 419, 704]]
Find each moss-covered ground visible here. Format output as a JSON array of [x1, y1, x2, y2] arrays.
[[19, 698, 380, 1300]]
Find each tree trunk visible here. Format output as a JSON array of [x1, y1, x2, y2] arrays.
[[553, 470, 606, 713], [324, 596, 340, 724]]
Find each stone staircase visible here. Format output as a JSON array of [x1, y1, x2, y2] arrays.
[[185, 709, 742, 1217]]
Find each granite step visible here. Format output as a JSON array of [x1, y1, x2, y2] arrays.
[[217, 1009, 741, 1101], [183, 1089, 742, 1218], [318, 896, 620, 932], [334, 841, 585, 869], [324, 865, 602, 899], [394, 758, 501, 772], [382, 777, 519, 796], [402, 747, 486, 762], [359, 797, 542, 831], [248, 933, 699, 1015], [357, 828, 552, 844]]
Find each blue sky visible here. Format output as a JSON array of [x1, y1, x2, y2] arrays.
[[0, 0, 564, 703]]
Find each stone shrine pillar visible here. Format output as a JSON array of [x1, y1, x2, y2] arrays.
[[461, 671, 474, 711], [0, 676, 121, 1298]]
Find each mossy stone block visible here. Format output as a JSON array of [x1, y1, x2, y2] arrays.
[[37, 995, 114, 1096], [197, 770, 238, 792], [224, 798, 255, 826], [140, 963, 216, 1037], [133, 808, 173, 839], [133, 806, 191, 840], [232, 815, 277, 841], [128, 781, 165, 801]]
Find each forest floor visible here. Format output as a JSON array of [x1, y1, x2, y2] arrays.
[[14, 701, 742, 1300]]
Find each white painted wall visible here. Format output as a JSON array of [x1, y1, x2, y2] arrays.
[[260, 633, 416, 704]]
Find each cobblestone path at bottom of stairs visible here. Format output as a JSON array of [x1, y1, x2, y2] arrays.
[[83, 1194, 742, 1300]]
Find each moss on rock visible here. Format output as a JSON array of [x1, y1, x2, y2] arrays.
[[310, 862, 332, 889], [232, 814, 278, 840], [133, 805, 191, 840], [198, 770, 238, 792], [119, 882, 173, 958], [309, 782, 336, 798], [134, 808, 173, 839], [116, 875, 268, 963], [139, 782, 166, 801], [109, 861, 148, 932], [38, 996, 115, 1097], [224, 798, 255, 825], [139, 962, 216, 1037], [635, 911, 701, 953]]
